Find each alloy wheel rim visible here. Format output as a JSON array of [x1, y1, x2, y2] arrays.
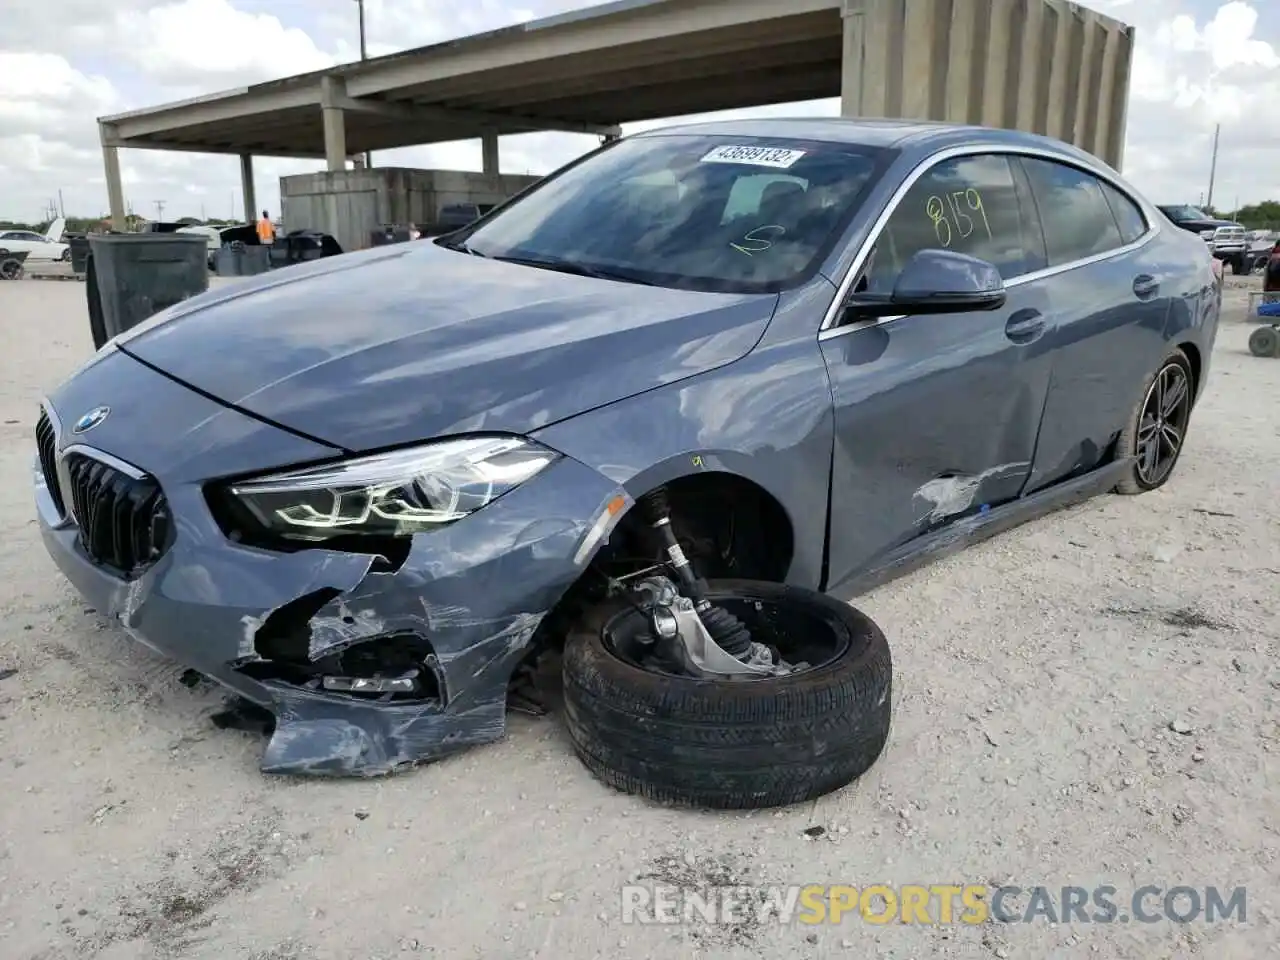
[[1135, 363, 1191, 486]]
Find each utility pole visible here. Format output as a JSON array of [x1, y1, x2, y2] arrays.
[[58, 189, 65, 218], [1206, 123, 1220, 211], [154, 200, 166, 222], [354, 0, 372, 169]]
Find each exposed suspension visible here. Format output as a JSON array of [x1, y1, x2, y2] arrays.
[[637, 489, 753, 658]]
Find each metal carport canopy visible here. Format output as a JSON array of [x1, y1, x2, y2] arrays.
[[97, 0, 846, 159]]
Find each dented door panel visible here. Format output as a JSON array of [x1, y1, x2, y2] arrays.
[[819, 283, 1054, 589]]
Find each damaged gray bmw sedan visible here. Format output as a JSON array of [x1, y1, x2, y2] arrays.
[[35, 119, 1219, 804]]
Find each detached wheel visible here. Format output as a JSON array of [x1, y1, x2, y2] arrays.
[[561, 579, 892, 809], [1114, 348, 1195, 494], [1249, 325, 1280, 358]]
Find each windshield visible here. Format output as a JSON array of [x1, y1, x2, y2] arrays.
[[1163, 205, 1208, 221], [442, 134, 891, 293]]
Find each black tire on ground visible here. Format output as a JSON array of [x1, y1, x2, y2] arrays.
[[1248, 325, 1280, 358], [1229, 255, 1246, 275], [561, 579, 892, 810], [1114, 346, 1194, 495], [0, 258, 22, 281]]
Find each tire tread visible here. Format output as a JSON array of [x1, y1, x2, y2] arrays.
[[561, 579, 892, 809]]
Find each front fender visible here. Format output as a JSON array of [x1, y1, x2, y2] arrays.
[[531, 336, 835, 590]]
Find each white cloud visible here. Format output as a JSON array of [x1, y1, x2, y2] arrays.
[[1, 0, 1278, 224], [118, 0, 336, 83], [1092, 0, 1279, 206]]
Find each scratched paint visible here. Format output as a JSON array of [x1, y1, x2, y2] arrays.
[[913, 463, 1030, 523]]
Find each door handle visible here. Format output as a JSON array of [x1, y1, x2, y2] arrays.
[[1133, 274, 1160, 300], [1005, 308, 1045, 343]]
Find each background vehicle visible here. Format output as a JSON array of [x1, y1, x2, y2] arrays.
[[137, 220, 189, 234], [1247, 229, 1277, 274], [1157, 204, 1249, 273], [0, 227, 70, 262]]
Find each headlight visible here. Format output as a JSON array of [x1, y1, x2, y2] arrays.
[[226, 436, 558, 541], [1200, 230, 1217, 241]]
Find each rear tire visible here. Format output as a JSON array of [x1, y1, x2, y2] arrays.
[[1114, 348, 1194, 495], [561, 579, 892, 810], [1229, 254, 1246, 275]]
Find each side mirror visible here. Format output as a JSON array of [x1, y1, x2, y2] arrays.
[[847, 248, 1007, 318]]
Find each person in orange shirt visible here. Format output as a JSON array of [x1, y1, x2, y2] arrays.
[[256, 210, 275, 244]]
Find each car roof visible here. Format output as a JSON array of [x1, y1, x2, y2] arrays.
[[630, 117, 1109, 170]]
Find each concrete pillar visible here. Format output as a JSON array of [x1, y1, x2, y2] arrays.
[[481, 130, 500, 175], [1103, 26, 1133, 171], [320, 75, 348, 172], [839, 0, 868, 116], [239, 154, 256, 224], [99, 124, 126, 232]]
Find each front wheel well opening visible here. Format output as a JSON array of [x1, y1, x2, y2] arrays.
[[528, 473, 795, 657], [607, 473, 794, 583]]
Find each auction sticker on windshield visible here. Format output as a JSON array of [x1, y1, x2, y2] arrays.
[[700, 145, 807, 168]]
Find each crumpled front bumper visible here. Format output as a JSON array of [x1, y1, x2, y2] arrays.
[[35, 359, 629, 777]]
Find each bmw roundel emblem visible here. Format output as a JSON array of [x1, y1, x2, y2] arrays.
[[72, 406, 110, 434]]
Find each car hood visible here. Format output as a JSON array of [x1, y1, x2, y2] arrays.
[[117, 243, 776, 452]]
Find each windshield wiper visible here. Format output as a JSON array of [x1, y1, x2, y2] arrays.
[[438, 238, 487, 257], [491, 253, 656, 286]]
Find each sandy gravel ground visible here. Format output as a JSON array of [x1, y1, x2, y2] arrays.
[[0, 273, 1276, 960]]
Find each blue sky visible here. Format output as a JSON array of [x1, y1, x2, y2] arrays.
[[2, 0, 1277, 223]]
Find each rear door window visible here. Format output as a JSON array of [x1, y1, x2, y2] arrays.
[[1100, 181, 1148, 246], [1020, 157, 1124, 265], [864, 153, 1045, 291]]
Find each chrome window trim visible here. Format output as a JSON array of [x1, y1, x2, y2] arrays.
[[817, 143, 1163, 343]]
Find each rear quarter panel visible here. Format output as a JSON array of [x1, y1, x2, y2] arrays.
[[1160, 226, 1221, 400]]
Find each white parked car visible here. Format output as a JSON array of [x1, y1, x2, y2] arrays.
[[0, 228, 70, 263]]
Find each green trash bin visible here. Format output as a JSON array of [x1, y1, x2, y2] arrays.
[[86, 233, 208, 349]]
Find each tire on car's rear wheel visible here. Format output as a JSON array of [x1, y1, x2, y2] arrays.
[[1114, 347, 1195, 495], [560, 579, 892, 810]]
